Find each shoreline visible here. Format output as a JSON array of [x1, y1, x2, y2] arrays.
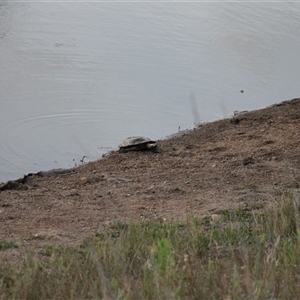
[[0, 99, 281, 186], [1, 97, 300, 244]]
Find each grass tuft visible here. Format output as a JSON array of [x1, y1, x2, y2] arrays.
[[0, 239, 17, 251]]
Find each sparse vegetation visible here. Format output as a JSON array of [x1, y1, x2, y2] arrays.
[[0, 240, 16, 251], [1, 194, 300, 299]]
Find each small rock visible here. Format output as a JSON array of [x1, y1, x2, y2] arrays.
[[79, 177, 88, 185], [243, 157, 255, 166], [169, 187, 184, 193], [117, 177, 133, 183]]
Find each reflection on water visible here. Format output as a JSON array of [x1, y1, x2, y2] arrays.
[[1, 2, 300, 182]]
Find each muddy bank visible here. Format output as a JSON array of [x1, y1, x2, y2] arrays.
[[1, 98, 300, 245]]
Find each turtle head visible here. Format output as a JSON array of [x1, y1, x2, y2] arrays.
[[146, 142, 157, 150]]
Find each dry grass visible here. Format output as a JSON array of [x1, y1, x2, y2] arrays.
[[1, 193, 300, 299]]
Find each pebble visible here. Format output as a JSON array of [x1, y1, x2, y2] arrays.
[[79, 177, 88, 185]]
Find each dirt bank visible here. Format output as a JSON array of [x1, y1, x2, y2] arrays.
[[1, 98, 300, 245]]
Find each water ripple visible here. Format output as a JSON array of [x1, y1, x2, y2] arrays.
[[1, 2, 300, 182]]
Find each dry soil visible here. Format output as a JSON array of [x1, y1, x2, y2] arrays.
[[1, 98, 300, 246]]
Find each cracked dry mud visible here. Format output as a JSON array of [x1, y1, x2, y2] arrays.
[[1, 98, 300, 246]]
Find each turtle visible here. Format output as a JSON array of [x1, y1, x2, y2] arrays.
[[118, 136, 157, 153]]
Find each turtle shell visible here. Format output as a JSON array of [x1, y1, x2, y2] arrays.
[[118, 136, 157, 152]]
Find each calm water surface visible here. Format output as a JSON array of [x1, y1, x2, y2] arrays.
[[1, 2, 300, 182]]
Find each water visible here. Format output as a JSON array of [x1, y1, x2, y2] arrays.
[[1, 2, 300, 182]]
